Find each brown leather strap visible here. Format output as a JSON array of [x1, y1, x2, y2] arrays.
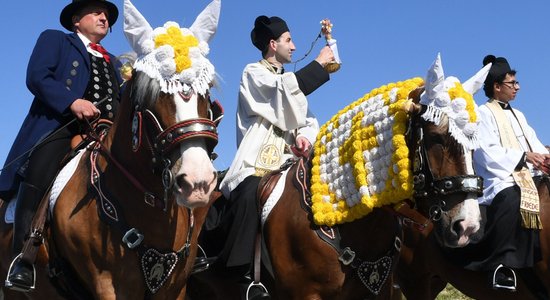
[[392, 201, 433, 237], [257, 172, 282, 206], [253, 228, 262, 284], [20, 186, 51, 264]]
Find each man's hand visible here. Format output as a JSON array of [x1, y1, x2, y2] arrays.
[[292, 136, 312, 158], [70, 99, 100, 120], [526, 152, 550, 174], [315, 46, 335, 67]]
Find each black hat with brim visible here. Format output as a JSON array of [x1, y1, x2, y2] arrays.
[[251, 16, 290, 51], [483, 54, 512, 86], [60, 0, 118, 31]]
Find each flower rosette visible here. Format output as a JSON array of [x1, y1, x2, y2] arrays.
[[311, 77, 424, 226], [420, 77, 480, 150], [132, 21, 215, 96]]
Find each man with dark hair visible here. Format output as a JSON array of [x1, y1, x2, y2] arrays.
[[201, 15, 334, 299], [0, 0, 121, 291], [464, 55, 550, 291]]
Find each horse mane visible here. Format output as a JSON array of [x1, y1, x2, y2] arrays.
[[129, 71, 162, 109]]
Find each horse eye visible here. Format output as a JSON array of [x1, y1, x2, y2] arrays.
[[426, 133, 445, 145]]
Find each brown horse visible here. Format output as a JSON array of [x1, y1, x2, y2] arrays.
[[0, 71, 219, 299], [0, 0, 222, 297], [188, 55, 489, 299], [396, 175, 550, 300]]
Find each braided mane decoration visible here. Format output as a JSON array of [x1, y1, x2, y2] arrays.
[[311, 54, 491, 226]]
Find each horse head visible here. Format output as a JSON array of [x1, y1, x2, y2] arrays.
[[405, 53, 491, 247], [109, 0, 221, 209]]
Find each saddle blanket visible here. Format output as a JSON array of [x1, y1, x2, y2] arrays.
[[4, 149, 84, 224], [4, 198, 16, 224], [49, 149, 85, 215], [260, 169, 289, 226]]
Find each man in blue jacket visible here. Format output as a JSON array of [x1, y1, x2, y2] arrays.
[[0, 0, 122, 291]]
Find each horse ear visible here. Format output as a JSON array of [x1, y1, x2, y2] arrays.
[[462, 62, 492, 95], [123, 0, 154, 56], [402, 99, 422, 115], [408, 87, 425, 104], [189, 0, 221, 43], [424, 53, 445, 101]]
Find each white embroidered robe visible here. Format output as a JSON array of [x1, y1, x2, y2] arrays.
[[219, 62, 319, 197], [473, 102, 548, 205]]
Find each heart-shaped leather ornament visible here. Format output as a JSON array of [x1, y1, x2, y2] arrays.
[[356, 256, 392, 295], [141, 248, 179, 293]]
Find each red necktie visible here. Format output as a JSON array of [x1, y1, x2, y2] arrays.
[[89, 43, 110, 63]]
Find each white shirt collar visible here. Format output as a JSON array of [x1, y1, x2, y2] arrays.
[[77, 33, 103, 58]]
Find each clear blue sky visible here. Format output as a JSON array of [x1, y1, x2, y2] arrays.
[[2, 0, 549, 173]]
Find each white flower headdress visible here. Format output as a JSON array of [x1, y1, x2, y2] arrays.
[[419, 53, 492, 150], [123, 0, 220, 96]]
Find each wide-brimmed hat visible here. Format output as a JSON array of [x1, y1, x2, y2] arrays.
[[60, 0, 118, 31], [251, 16, 289, 51]]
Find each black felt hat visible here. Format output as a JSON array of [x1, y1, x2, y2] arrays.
[[251, 16, 290, 51], [483, 54, 512, 86], [60, 0, 118, 31]]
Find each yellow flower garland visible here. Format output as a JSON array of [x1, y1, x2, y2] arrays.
[[447, 82, 477, 122], [155, 26, 199, 73], [311, 77, 424, 226]]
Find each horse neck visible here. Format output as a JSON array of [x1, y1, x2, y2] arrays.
[[538, 176, 550, 200]]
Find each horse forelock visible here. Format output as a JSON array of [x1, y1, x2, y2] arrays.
[[431, 114, 464, 156], [422, 104, 479, 151], [130, 71, 162, 109], [423, 114, 469, 177]]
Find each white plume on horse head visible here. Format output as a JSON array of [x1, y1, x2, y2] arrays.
[[423, 52, 445, 103], [462, 62, 492, 95], [122, 0, 221, 95], [189, 0, 221, 44], [123, 0, 153, 56]]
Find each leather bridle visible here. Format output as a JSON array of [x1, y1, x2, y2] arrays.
[[407, 107, 483, 221], [130, 89, 222, 207]]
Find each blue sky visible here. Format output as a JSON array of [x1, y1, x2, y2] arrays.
[[2, 0, 549, 173]]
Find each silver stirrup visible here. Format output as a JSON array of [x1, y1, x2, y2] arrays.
[[246, 281, 269, 300], [5, 253, 36, 292], [492, 263, 516, 292]]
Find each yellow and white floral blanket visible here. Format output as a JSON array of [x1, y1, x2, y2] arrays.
[[310, 75, 480, 226], [311, 78, 423, 226]]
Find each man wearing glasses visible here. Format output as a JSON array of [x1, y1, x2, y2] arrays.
[[451, 55, 550, 292]]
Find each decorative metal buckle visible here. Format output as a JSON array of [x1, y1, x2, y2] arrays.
[[394, 236, 402, 252], [144, 192, 156, 207], [338, 247, 356, 266], [122, 228, 144, 249]]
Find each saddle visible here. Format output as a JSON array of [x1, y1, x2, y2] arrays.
[[257, 168, 285, 209], [256, 157, 339, 243], [257, 158, 307, 209]]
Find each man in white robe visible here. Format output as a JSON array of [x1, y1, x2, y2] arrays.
[[199, 15, 334, 299], [451, 55, 550, 292]]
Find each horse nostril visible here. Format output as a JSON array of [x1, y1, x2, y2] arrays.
[[452, 219, 465, 237], [451, 220, 464, 236], [176, 174, 191, 191]]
